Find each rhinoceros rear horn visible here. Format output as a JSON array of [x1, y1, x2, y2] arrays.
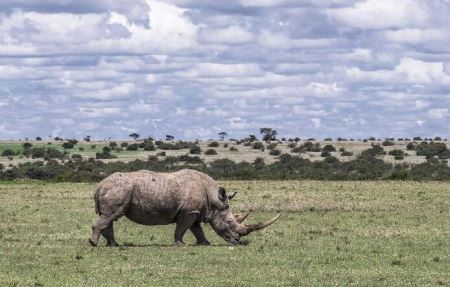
[[234, 211, 251, 223], [237, 213, 282, 236]]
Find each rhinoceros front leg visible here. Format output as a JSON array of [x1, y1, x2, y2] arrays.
[[174, 213, 198, 246], [190, 223, 210, 246]]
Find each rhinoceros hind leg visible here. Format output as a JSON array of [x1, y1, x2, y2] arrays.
[[190, 223, 210, 245], [102, 222, 119, 247], [174, 213, 197, 246]]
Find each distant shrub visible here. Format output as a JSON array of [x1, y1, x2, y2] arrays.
[[252, 142, 265, 151], [30, 147, 46, 159], [109, 142, 118, 148], [321, 151, 331, 157], [406, 143, 415, 150], [340, 148, 353, 156], [120, 142, 128, 148], [382, 140, 395, 146], [359, 145, 385, 158], [2, 149, 15, 157], [126, 143, 140, 151], [142, 141, 155, 151], [267, 143, 278, 150], [148, 155, 158, 162], [23, 142, 33, 149], [46, 148, 63, 159], [269, 149, 281, 156], [79, 147, 85, 151], [324, 138, 332, 141], [208, 141, 219, 148], [71, 154, 83, 161], [102, 146, 111, 152], [62, 142, 75, 149], [178, 155, 204, 164], [388, 149, 406, 160], [205, 149, 217, 155], [322, 144, 336, 152], [189, 145, 201, 154], [292, 141, 321, 153], [157, 151, 166, 156], [223, 143, 228, 148], [415, 142, 448, 158], [95, 151, 116, 159], [90, 145, 96, 150], [229, 146, 238, 152]]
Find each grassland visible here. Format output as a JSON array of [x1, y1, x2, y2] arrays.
[[1, 180, 449, 286]]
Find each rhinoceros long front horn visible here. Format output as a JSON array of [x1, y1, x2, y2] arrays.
[[236, 213, 282, 236]]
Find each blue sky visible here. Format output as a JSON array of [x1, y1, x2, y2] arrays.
[[1, 0, 450, 140]]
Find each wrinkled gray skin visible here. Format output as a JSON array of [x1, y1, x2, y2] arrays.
[[89, 169, 280, 246]]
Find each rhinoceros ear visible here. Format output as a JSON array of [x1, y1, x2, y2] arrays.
[[218, 187, 227, 202], [228, 192, 237, 201]]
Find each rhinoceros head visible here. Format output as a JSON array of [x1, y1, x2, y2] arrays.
[[209, 207, 281, 245]]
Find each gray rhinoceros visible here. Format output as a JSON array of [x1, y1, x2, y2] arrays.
[[89, 169, 280, 246]]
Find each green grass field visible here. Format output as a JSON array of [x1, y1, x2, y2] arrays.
[[1, 180, 449, 286]]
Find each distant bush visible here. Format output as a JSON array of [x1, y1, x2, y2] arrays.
[[157, 151, 166, 156], [359, 145, 385, 158], [126, 143, 140, 151], [103, 146, 112, 152], [62, 142, 75, 149], [90, 145, 96, 149], [71, 154, 83, 161], [382, 140, 395, 146], [406, 143, 415, 150], [142, 140, 155, 151], [267, 143, 278, 150], [321, 151, 331, 157], [208, 141, 219, 148], [388, 149, 406, 160], [109, 142, 118, 148], [120, 142, 128, 148], [79, 147, 85, 151], [148, 155, 158, 162], [2, 149, 16, 157], [189, 145, 201, 154], [415, 142, 448, 158], [269, 149, 281, 156], [229, 147, 238, 152], [324, 138, 332, 141], [205, 149, 218, 155], [292, 141, 321, 153], [252, 142, 265, 151], [95, 151, 116, 159], [322, 145, 336, 152]]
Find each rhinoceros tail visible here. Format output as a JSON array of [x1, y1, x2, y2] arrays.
[[94, 184, 101, 215]]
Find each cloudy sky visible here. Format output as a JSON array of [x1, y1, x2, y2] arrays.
[[1, 0, 450, 140]]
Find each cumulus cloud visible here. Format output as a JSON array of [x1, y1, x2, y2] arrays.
[[1, 0, 450, 139]]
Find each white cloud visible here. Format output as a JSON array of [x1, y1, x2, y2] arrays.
[[427, 109, 448, 119], [384, 28, 446, 44], [327, 0, 430, 30], [199, 26, 255, 44]]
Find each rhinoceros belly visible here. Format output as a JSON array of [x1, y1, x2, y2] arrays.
[[123, 177, 181, 226]]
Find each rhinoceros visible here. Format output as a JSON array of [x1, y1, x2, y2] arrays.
[[89, 169, 280, 246]]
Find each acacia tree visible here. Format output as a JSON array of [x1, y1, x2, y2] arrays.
[[166, 135, 174, 141], [129, 133, 140, 141], [260, 128, 278, 142], [218, 132, 227, 141]]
